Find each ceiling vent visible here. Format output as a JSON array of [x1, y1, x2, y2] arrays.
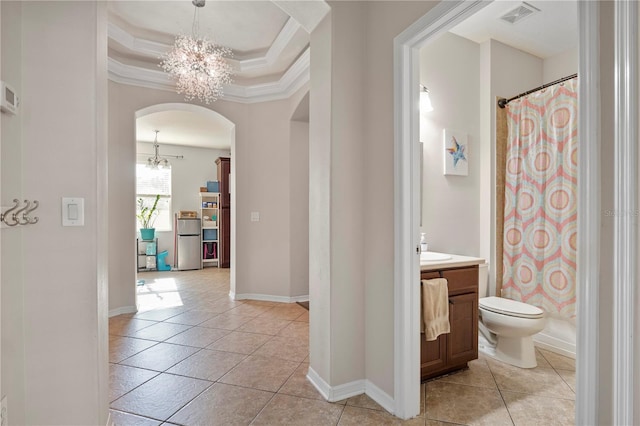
[[500, 2, 541, 24]]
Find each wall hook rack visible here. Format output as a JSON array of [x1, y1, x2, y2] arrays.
[[1, 199, 39, 227]]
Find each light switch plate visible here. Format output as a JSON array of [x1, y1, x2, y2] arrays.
[[250, 212, 260, 222], [62, 197, 84, 226]]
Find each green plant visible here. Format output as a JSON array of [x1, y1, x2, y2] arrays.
[[136, 195, 160, 229]]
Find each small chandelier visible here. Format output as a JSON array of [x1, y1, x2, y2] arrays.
[[160, 0, 233, 104], [147, 131, 171, 169]]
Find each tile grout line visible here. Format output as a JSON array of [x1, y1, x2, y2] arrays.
[[162, 380, 217, 424], [537, 348, 577, 397], [485, 359, 517, 426], [246, 358, 304, 425]]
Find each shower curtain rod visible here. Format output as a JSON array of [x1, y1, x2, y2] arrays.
[[497, 73, 578, 109]]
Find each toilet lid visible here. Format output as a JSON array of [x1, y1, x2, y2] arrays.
[[480, 296, 544, 319]]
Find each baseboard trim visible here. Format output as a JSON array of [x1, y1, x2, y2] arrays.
[[306, 366, 365, 402], [108, 306, 137, 317], [306, 367, 395, 413], [231, 292, 309, 304], [365, 380, 395, 414], [534, 334, 576, 359], [306, 366, 332, 400]]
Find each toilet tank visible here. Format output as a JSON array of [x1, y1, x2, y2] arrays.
[[478, 262, 489, 298]]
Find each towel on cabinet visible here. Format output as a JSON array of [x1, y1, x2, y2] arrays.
[[421, 278, 450, 341]]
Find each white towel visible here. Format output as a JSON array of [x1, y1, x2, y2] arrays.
[[421, 278, 450, 341]]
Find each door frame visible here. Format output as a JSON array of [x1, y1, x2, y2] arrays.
[[612, 1, 638, 424], [392, 0, 601, 421]]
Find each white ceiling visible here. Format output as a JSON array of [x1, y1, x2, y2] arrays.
[[109, 1, 288, 55], [449, 0, 578, 59], [137, 110, 234, 150], [107, 1, 312, 86], [111, 1, 325, 150]]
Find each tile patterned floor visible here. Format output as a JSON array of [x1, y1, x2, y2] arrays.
[[110, 268, 575, 425]]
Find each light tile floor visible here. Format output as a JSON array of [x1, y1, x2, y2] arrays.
[[110, 268, 576, 425]]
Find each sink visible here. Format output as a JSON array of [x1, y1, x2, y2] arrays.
[[420, 252, 452, 261]]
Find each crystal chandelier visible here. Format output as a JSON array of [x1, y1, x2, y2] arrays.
[[147, 131, 171, 169], [160, 0, 233, 104]]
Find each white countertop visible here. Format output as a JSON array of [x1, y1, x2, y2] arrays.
[[420, 252, 485, 271]]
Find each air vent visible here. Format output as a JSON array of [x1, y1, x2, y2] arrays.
[[500, 2, 541, 24]]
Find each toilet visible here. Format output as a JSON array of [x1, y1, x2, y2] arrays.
[[478, 263, 546, 368]]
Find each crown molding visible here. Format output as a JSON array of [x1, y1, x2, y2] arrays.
[[108, 17, 303, 73], [237, 18, 302, 72], [107, 47, 310, 104], [108, 21, 168, 58]]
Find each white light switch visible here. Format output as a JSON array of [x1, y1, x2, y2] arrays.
[[68, 204, 78, 220], [250, 212, 260, 222], [62, 197, 84, 226]]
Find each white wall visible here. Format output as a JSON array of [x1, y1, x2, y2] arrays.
[[0, 2, 25, 424], [19, 2, 107, 423], [543, 46, 578, 82], [136, 142, 230, 265], [289, 118, 309, 298], [419, 32, 481, 256], [479, 39, 543, 295]]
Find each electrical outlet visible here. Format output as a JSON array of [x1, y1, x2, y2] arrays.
[[1, 395, 8, 426]]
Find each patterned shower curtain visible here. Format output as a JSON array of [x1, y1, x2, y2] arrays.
[[502, 77, 578, 319]]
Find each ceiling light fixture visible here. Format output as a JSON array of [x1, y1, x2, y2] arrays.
[[147, 131, 171, 169], [160, 0, 233, 104], [420, 85, 434, 112]]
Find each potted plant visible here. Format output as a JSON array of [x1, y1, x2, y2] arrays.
[[137, 194, 160, 241]]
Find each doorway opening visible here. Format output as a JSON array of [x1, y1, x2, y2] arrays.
[[393, 1, 600, 421], [133, 103, 236, 310]]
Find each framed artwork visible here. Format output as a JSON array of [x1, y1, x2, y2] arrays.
[[443, 129, 468, 176]]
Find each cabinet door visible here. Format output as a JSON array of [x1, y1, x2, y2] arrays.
[[421, 333, 447, 378], [447, 292, 478, 366]]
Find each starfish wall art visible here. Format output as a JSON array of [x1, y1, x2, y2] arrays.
[[443, 129, 469, 176]]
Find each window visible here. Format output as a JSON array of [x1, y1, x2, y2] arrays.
[[136, 164, 172, 231]]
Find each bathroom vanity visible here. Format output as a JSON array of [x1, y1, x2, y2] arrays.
[[420, 253, 484, 380]]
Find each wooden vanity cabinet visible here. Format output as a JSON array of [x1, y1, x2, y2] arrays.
[[420, 265, 478, 380]]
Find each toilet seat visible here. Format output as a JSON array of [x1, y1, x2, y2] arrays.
[[479, 296, 544, 319]]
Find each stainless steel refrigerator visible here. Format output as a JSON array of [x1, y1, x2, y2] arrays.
[[177, 218, 201, 270]]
